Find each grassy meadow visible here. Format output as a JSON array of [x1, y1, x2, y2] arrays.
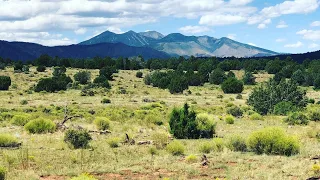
[[0, 67, 320, 180]]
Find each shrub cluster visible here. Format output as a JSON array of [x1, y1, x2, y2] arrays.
[[247, 127, 300, 156], [248, 79, 307, 115], [227, 135, 247, 152], [64, 129, 92, 149], [225, 115, 235, 124], [11, 115, 30, 126], [35, 71, 72, 92], [227, 106, 243, 117], [74, 71, 91, 85], [166, 140, 185, 156], [94, 117, 110, 131], [0, 134, 19, 147], [36, 65, 46, 72], [136, 71, 143, 78], [284, 112, 309, 125], [0, 76, 11, 90], [25, 118, 56, 134], [0, 166, 5, 180], [221, 77, 244, 94], [169, 104, 216, 139], [273, 102, 296, 115]]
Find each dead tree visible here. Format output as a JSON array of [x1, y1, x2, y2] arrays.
[[56, 104, 83, 130]]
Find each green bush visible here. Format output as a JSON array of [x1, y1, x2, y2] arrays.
[[309, 111, 320, 121], [0, 166, 6, 180], [209, 68, 226, 85], [221, 77, 244, 94], [166, 140, 185, 156], [169, 104, 215, 139], [273, 102, 296, 115], [213, 138, 225, 152], [225, 115, 235, 124], [25, 118, 56, 134], [0, 134, 19, 147], [242, 71, 256, 85], [227, 135, 247, 152], [11, 115, 30, 126], [136, 71, 143, 78], [94, 117, 110, 131], [74, 71, 91, 85], [107, 137, 121, 148], [247, 127, 300, 156], [64, 129, 92, 149], [151, 132, 169, 149], [36, 65, 46, 72], [20, 100, 28, 105], [199, 141, 214, 153], [250, 113, 263, 121], [227, 106, 243, 117], [101, 98, 111, 104], [248, 79, 307, 115], [93, 76, 111, 89], [71, 173, 97, 180], [195, 113, 217, 136], [0, 76, 11, 90], [284, 112, 309, 125], [168, 76, 189, 94], [35, 75, 73, 92], [185, 154, 198, 163]]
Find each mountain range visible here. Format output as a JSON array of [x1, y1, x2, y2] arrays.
[[0, 30, 282, 61], [80, 31, 279, 57]]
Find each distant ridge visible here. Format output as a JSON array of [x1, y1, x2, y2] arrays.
[[80, 30, 280, 58], [0, 40, 169, 61]]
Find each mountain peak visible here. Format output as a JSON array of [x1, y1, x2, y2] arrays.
[[139, 31, 164, 40]]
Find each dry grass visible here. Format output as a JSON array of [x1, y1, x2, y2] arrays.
[[0, 67, 320, 179]]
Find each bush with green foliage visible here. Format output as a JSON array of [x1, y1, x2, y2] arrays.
[[314, 76, 320, 90], [185, 154, 198, 163], [247, 127, 300, 156], [227, 71, 236, 78], [25, 118, 56, 134], [213, 138, 225, 152], [36, 65, 46, 72], [101, 98, 111, 104], [284, 112, 309, 125], [199, 141, 214, 153], [166, 140, 185, 156], [64, 129, 92, 149], [0, 76, 11, 90], [168, 76, 189, 94], [35, 74, 73, 92], [0, 166, 5, 180], [151, 132, 169, 149], [209, 68, 226, 85], [99, 66, 118, 80], [93, 75, 111, 89], [242, 71, 256, 85], [136, 71, 143, 78], [221, 77, 244, 94], [107, 137, 120, 148], [71, 173, 97, 180], [0, 134, 19, 147], [52, 66, 66, 77], [74, 71, 91, 85], [250, 113, 263, 121], [227, 106, 243, 117], [291, 69, 305, 85], [227, 135, 247, 152], [11, 115, 30, 126], [309, 111, 320, 121], [248, 79, 307, 115], [169, 104, 215, 139], [94, 117, 110, 130], [225, 115, 235, 124], [273, 102, 296, 116]]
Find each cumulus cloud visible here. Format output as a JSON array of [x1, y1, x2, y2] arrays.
[[248, 42, 257, 46], [311, 21, 320, 27], [179, 26, 210, 34], [297, 29, 320, 41], [74, 28, 87, 35], [309, 43, 319, 49], [284, 41, 303, 48], [276, 21, 288, 28]]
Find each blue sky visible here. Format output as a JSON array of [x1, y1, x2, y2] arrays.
[[0, 0, 319, 54]]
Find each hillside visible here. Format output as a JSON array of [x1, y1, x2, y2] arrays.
[[0, 41, 169, 61], [80, 30, 280, 58]]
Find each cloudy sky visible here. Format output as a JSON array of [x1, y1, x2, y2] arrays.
[[0, 0, 319, 53]]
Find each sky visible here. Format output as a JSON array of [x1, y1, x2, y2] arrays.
[[0, 0, 320, 54]]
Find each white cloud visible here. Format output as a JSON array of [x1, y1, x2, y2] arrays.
[[276, 38, 286, 42], [248, 42, 256, 46], [248, 0, 319, 25], [308, 43, 319, 49], [258, 23, 266, 29], [311, 21, 320, 27], [199, 14, 247, 26], [284, 41, 303, 48], [179, 26, 210, 34], [276, 21, 288, 28], [297, 29, 320, 41], [0, 32, 75, 46], [227, 34, 237, 40], [257, 19, 271, 29], [74, 28, 87, 35]]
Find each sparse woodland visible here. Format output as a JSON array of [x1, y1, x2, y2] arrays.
[[0, 55, 320, 179]]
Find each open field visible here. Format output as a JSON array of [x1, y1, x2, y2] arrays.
[[1, 67, 320, 180]]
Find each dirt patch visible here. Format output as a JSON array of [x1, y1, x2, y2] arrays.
[[40, 175, 68, 180]]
